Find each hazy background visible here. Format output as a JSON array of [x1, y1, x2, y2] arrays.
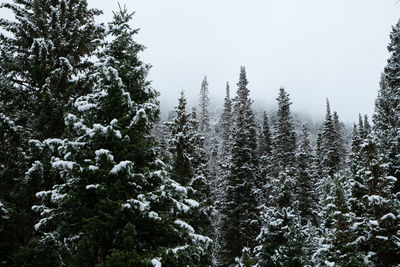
[[2, 0, 400, 123]]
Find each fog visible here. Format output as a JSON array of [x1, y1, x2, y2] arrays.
[[3, 0, 400, 123]]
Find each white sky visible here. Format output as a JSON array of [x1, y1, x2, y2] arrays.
[[2, 1, 400, 123]]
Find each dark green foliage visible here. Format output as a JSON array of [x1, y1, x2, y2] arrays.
[[0, 1, 104, 264], [219, 66, 259, 266]]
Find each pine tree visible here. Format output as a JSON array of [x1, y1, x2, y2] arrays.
[[296, 124, 318, 225], [32, 8, 211, 266], [199, 76, 210, 133], [257, 111, 272, 204], [255, 88, 304, 266], [168, 94, 213, 259], [219, 66, 259, 266], [0, 0, 104, 139], [169, 92, 193, 186], [220, 82, 232, 155], [271, 87, 296, 172], [311, 172, 360, 267], [320, 99, 342, 177], [374, 20, 400, 192], [0, 1, 104, 264], [348, 134, 400, 265]]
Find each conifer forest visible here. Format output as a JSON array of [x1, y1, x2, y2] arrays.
[[1, 1, 400, 266]]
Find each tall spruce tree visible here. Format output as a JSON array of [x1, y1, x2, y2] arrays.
[[374, 74, 400, 193], [32, 8, 211, 266], [219, 66, 259, 266], [257, 111, 272, 204], [0, 1, 104, 264], [271, 87, 296, 172], [199, 76, 210, 133], [255, 88, 304, 266], [0, 0, 104, 139], [296, 124, 318, 225], [348, 134, 400, 265], [220, 82, 232, 155], [320, 99, 342, 177]]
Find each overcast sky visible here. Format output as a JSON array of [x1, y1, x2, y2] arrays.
[[2, 1, 400, 123]]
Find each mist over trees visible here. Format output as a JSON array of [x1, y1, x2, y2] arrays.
[[1, 1, 400, 266]]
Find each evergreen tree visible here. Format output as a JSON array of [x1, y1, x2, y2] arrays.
[[348, 134, 400, 265], [296, 124, 318, 225], [33, 8, 211, 266], [0, 1, 104, 264], [257, 111, 272, 204], [168, 94, 213, 257], [374, 20, 400, 192], [271, 87, 296, 172], [220, 82, 232, 155], [259, 112, 272, 158], [219, 66, 259, 266], [320, 99, 342, 177], [199, 76, 210, 133], [255, 171, 304, 267], [0, 0, 104, 139], [255, 88, 304, 266], [311, 172, 360, 267]]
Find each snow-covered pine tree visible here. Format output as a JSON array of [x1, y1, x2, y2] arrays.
[[0, 0, 104, 139], [257, 111, 272, 205], [363, 114, 371, 135], [271, 87, 296, 173], [333, 111, 346, 162], [211, 82, 233, 266], [167, 93, 213, 257], [296, 124, 318, 225], [33, 8, 211, 266], [219, 66, 259, 266], [0, 1, 104, 264], [319, 99, 343, 177], [255, 87, 304, 266], [311, 172, 359, 267], [348, 134, 400, 265], [258, 112, 272, 159], [199, 76, 210, 133], [374, 19, 400, 192], [168, 92, 193, 186], [220, 82, 232, 155]]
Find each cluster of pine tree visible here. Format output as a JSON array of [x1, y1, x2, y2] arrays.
[[1, 1, 400, 266]]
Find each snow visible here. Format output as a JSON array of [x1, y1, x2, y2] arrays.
[[324, 260, 335, 267], [52, 160, 74, 170], [369, 220, 379, 227], [169, 245, 189, 254], [174, 219, 194, 233], [381, 213, 396, 221], [376, 235, 388, 241], [110, 118, 118, 126], [88, 165, 99, 171], [110, 161, 133, 174], [77, 103, 96, 111], [25, 161, 43, 179], [386, 176, 397, 182], [0, 201, 9, 219], [190, 233, 213, 245], [127, 195, 150, 212], [122, 203, 131, 209], [148, 211, 161, 220], [184, 199, 199, 208], [170, 182, 187, 194], [85, 184, 100, 190], [151, 258, 162, 267], [95, 149, 114, 162], [173, 199, 190, 213]]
